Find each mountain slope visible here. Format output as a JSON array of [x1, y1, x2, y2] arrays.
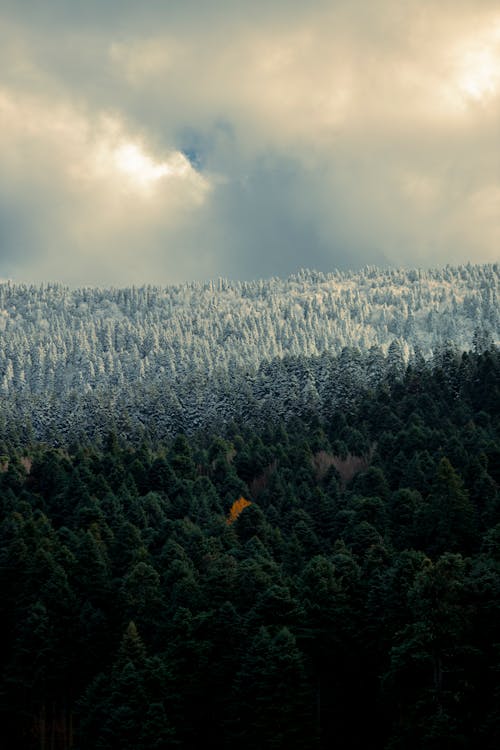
[[0, 264, 498, 443]]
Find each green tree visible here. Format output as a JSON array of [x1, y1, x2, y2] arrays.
[[424, 458, 476, 555], [232, 626, 314, 749]]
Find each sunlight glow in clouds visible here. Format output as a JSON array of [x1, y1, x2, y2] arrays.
[[113, 143, 193, 193], [459, 47, 500, 101], [115, 142, 171, 184], [0, 90, 209, 206], [84, 116, 209, 201], [451, 21, 500, 106]]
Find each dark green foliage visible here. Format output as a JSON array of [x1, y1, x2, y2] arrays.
[[0, 348, 498, 748], [231, 626, 314, 749]]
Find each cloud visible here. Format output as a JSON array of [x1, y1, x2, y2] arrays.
[[0, 0, 499, 285], [0, 87, 211, 285]]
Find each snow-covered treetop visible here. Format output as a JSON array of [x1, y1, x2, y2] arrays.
[[0, 264, 497, 443]]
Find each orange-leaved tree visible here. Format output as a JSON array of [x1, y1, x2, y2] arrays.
[[227, 497, 252, 525]]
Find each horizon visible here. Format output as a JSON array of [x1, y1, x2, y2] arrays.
[[0, 260, 497, 292]]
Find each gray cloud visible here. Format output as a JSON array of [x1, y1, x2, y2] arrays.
[[0, 0, 499, 285]]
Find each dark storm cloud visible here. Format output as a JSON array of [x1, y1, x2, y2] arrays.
[[0, 1, 499, 285]]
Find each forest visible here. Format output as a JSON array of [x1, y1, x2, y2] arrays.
[[0, 263, 497, 443], [0, 345, 499, 748]]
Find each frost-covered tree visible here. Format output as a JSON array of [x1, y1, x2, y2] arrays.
[[0, 263, 497, 443]]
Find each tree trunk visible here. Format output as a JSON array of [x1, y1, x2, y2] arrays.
[[68, 711, 74, 750], [316, 673, 322, 748], [39, 703, 46, 750], [433, 652, 443, 692], [50, 702, 56, 750]]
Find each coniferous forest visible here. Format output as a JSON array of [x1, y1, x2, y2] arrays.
[[0, 265, 497, 444], [1, 346, 499, 749], [3, 0, 500, 744]]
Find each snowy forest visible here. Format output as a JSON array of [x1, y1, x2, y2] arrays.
[[0, 264, 498, 444]]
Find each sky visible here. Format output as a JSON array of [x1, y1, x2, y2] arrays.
[[0, 0, 499, 286]]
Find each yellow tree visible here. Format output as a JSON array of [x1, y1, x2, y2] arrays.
[[227, 497, 252, 525]]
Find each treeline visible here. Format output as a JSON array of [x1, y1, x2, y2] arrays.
[[0, 348, 499, 748]]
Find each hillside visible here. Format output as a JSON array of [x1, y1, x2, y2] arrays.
[[0, 348, 498, 749], [0, 264, 498, 444]]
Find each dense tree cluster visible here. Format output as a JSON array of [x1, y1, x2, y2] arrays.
[[1, 347, 499, 748], [0, 264, 497, 443]]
